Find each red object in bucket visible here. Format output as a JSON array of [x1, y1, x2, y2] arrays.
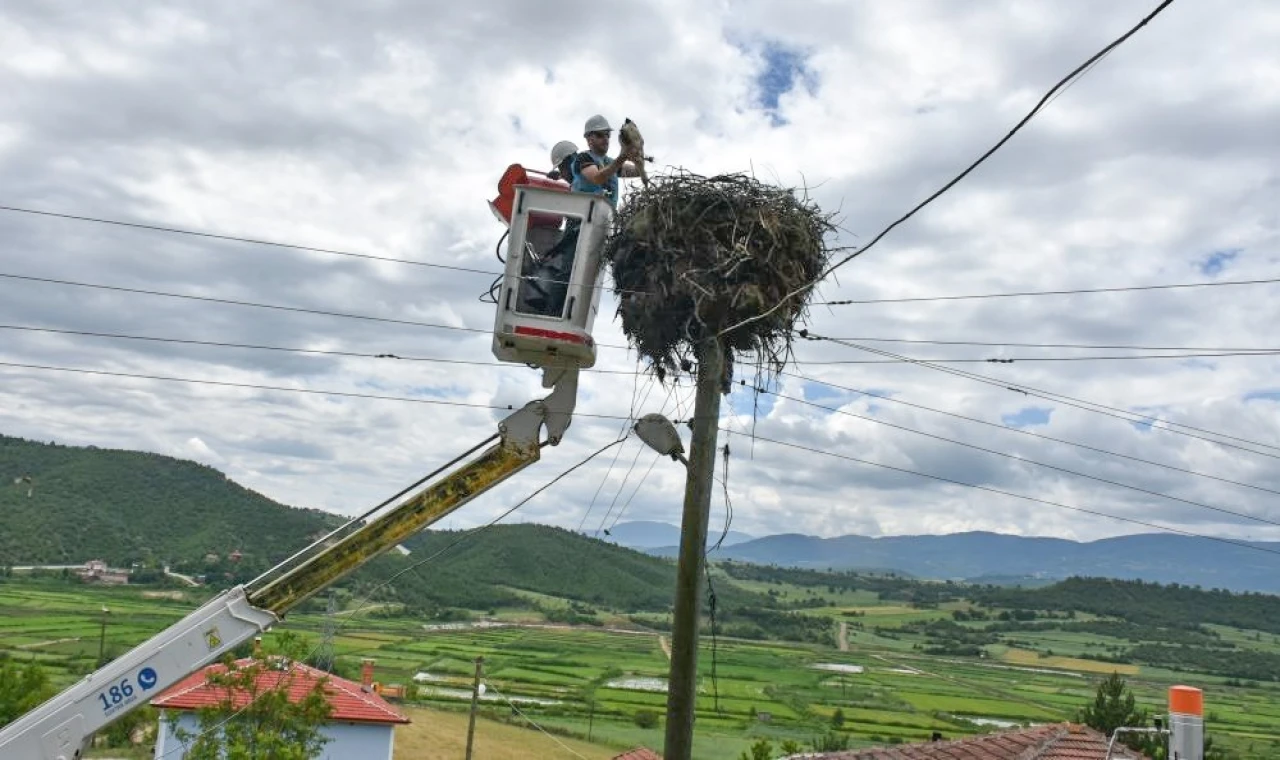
[[489, 163, 569, 227]]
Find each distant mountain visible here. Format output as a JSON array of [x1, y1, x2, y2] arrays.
[[648, 530, 1280, 594], [596, 520, 755, 549]]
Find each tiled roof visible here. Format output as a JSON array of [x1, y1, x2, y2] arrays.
[[786, 723, 1148, 760], [612, 748, 663, 760], [151, 657, 410, 726]]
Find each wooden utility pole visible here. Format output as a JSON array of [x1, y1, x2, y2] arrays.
[[663, 337, 725, 760], [465, 656, 484, 760]]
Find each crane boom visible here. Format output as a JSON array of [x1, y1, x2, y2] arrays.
[[0, 368, 579, 760]]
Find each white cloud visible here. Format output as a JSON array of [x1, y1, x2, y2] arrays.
[[1, 0, 1279, 553]]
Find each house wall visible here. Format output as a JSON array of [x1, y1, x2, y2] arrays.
[[154, 711, 396, 760]]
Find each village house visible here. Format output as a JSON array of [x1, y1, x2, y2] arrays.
[[77, 559, 130, 585], [783, 722, 1150, 760], [150, 656, 409, 760]]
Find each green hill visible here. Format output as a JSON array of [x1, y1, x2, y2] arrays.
[[0, 433, 805, 637], [0, 433, 338, 568], [356, 523, 766, 614]]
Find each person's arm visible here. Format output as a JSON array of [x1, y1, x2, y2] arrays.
[[580, 150, 640, 183], [579, 158, 623, 185]]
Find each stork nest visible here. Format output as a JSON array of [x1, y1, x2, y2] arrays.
[[603, 170, 837, 387]]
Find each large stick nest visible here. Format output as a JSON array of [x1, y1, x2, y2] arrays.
[[603, 170, 837, 387]]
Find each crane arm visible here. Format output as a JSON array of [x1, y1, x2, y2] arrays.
[[0, 369, 578, 760]]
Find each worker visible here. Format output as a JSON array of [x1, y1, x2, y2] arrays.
[[571, 114, 642, 209], [519, 140, 586, 316], [547, 140, 578, 182]]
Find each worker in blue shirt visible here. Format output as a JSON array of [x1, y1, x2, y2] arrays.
[[571, 114, 642, 209]]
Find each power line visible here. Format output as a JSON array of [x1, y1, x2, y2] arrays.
[[801, 331, 1280, 459], [487, 684, 592, 760], [779, 369, 1280, 499], [811, 276, 1280, 306], [796, 336, 1280, 352], [0, 204, 643, 294], [0, 272, 633, 349], [736, 430, 1280, 558], [741, 380, 1280, 529], [793, 350, 1280, 365], [0, 360, 688, 425], [0, 204, 499, 276], [716, 0, 1178, 339], [0, 323, 645, 375]]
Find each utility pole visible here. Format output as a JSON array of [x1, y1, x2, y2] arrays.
[[317, 590, 337, 672], [663, 337, 724, 760], [465, 656, 484, 760], [96, 606, 110, 667]]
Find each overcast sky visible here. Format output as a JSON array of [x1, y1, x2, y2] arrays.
[[2, 0, 1279, 550]]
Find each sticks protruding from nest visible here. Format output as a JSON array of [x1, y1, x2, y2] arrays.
[[603, 169, 837, 388]]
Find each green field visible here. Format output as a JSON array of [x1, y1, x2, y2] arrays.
[[4, 576, 1280, 759]]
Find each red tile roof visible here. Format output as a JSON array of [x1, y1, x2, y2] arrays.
[[787, 723, 1148, 760], [612, 748, 663, 760], [150, 657, 410, 726]]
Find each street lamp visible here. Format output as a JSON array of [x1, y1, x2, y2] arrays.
[[634, 413, 689, 465]]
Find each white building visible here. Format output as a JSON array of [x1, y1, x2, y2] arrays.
[[150, 656, 409, 759]]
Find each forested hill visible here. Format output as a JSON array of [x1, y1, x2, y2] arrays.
[[0, 434, 337, 568]]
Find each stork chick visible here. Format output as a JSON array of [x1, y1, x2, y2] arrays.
[[619, 118, 654, 187]]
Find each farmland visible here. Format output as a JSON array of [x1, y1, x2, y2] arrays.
[[4, 572, 1280, 759]]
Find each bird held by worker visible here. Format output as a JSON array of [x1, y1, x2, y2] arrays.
[[619, 118, 654, 187]]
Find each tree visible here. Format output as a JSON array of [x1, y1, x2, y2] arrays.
[[831, 707, 846, 728], [0, 658, 56, 728], [1078, 672, 1161, 758], [738, 737, 773, 760], [170, 654, 333, 760]]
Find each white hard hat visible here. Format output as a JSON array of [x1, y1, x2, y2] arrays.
[[583, 114, 612, 135], [551, 140, 578, 167]]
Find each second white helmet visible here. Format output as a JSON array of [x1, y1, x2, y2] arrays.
[[551, 140, 578, 168]]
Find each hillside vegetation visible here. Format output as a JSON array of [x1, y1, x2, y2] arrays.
[[0, 434, 336, 568]]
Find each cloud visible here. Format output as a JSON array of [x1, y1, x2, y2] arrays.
[[0, 0, 1278, 560]]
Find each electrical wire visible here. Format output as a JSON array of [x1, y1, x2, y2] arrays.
[[0, 204, 641, 295], [715, 0, 1178, 340], [486, 684, 591, 760], [0, 204, 501, 275], [780, 369, 1280, 499], [801, 332, 1280, 459], [577, 374, 663, 534], [810, 275, 1280, 306], [791, 350, 1280, 365], [0, 271, 639, 350], [795, 336, 1280, 353], [734, 429, 1280, 558], [740, 380, 1280, 529], [0, 323, 645, 374], [0, 360, 693, 425]]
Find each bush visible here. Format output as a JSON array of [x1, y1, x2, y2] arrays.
[[633, 709, 659, 729]]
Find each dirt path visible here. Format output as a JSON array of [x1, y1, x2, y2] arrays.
[[17, 637, 81, 650], [658, 635, 671, 660], [838, 621, 849, 652]]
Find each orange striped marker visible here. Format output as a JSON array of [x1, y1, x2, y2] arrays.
[[1168, 685, 1203, 759]]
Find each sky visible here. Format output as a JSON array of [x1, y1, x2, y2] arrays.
[[2, 0, 1279, 550]]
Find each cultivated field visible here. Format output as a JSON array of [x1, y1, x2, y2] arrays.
[[3, 576, 1279, 759]]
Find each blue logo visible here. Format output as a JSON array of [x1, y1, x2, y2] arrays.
[[137, 667, 158, 690]]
